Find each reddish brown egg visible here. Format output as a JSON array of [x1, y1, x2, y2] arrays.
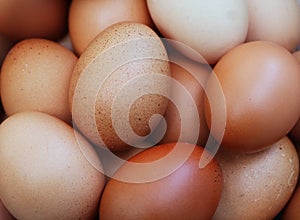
[[0, 0, 69, 42], [204, 41, 300, 153], [99, 143, 223, 219], [69, 0, 154, 55]]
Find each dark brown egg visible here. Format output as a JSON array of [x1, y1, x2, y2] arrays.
[[0, 0, 69, 42]]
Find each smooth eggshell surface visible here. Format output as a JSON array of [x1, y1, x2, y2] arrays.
[[204, 41, 300, 153], [0, 111, 105, 220], [0, 0, 69, 42], [213, 136, 299, 220], [69, 22, 170, 151], [247, 0, 300, 52], [147, 0, 249, 64], [99, 143, 223, 220]]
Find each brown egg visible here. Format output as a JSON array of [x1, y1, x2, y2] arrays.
[[247, 0, 300, 52], [0, 199, 15, 220], [213, 136, 299, 220], [289, 50, 300, 143], [1, 38, 77, 123], [99, 143, 223, 219], [204, 41, 300, 153], [153, 50, 210, 146], [282, 185, 300, 219], [147, 0, 249, 64], [69, 22, 170, 152], [0, 0, 69, 42], [69, 0, 154, 55], [0, 111, 105, 220]]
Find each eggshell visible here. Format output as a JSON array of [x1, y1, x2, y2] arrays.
[[213, 136, 299, 220], [246, 0, 300, 52], [69, 0, 154, 55], [0, 111, 105, 220], [99, 143, 223, 219], [281, 185, 300, 219], [0, 0, 69, 42], [153, 50, 210, 146], [147, 0, 249, 64], [0, 38, 77, 123], [69, 22, 170, 151], [0, 199, 15, 220], [289, 50, 300, 143], [204, 41, 300, 153]]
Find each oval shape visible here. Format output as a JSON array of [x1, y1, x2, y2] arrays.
[[99, 143, 223, 220], [1, 38, 77, 124], [147, 0, 249, 64], [204, 41, 300, 153], [0, 111, 105, 220], [69, 22, 170, 151], [213, 136, 299, 220]]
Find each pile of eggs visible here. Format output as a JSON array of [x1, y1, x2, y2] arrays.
[[1, 0, 300, 219]]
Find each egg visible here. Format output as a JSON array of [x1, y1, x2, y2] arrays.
[[69, 22, 170, 152], [246, 0, 300, 52], [213, 136, 299, 220], [204, 41, 300, 153], [289, 50, 300, 143], [147, 0, 249, 64], [0, 111, 105, 220], [0, 38, 77, 124], [152, 49, 211, 146], [0, 199, 15, 220], [69, 0, 154, 55], [0, 0, 69, 42], [99, 143, 223, 219]]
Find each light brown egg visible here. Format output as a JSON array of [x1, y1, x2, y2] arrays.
[[69, 0, 154, 55], [100, 143, 223, 220], [0, 38, 77, 124], [153, 50, 210, 146], [213, 136, 299, 220], [0, 111, 105, 220], [69, 22, 170, 152], [147, 0, 249, 64], [0, 0, 69, 42], [247, 0, 300, 52], [204, 41, 300, 153]]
